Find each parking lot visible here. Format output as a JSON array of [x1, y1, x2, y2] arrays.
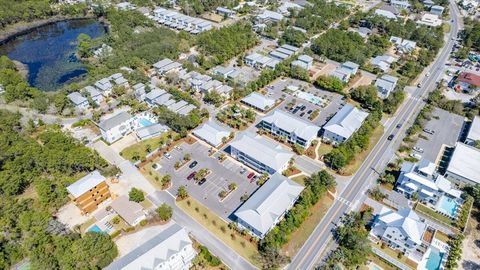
[[413, 107, 464, 163], [155, 141, 259, 220], [265, 78, 345, 126]]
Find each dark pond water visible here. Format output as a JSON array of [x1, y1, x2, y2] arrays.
[[0, 19, 106, 91]]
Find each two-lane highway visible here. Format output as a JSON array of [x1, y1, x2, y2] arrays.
[[287, 2, 462, 269]]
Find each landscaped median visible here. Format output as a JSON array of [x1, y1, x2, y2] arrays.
[[177, 197, 261, 267], [119, 132, 175, 162]]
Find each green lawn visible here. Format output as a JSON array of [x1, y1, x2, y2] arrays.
[[414, 203, 458, 230], [434, 230, 450, 243], [371, 241, 417, 269], [342, 126, 384, 176], [177, 197, 260, 267], [281, 195, 334, 257], [140, 162, 164, 190], [316, 143, 333, 158], [291, 175, 308, 186], [120, 132, 173, 162]]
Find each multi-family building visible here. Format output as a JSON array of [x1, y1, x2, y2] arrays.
[[94, 77, 114, 96], [259, 109, 320, 148], [370, 207, 427, 260], [445, 142, 480, 186], [66, 170, 111, 214], [235, 173, 304, 239], [229, 132, 294, 174], [241, 92, 276, 112], [105, 224, 197, 270], [322, 104, 369, 144], [99, 111, 135, 144], [193, 119, 231, 147]]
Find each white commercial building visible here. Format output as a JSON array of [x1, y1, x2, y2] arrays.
[[229, 132, 294, 174], [322, 104, 369, 144], [193, 119, 231, 147], [465, 116, 480, 146], [235, 173, 304, 239], [105, 224, 196, 270], [445, 143, 480, 186], [259, 109, 320, 148], [241, 92, 276, 112]]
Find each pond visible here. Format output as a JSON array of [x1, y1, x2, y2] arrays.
[[0, 19, 106, 91]]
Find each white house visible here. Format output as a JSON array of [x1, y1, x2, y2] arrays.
[[83, 86, 104, 105], [68, 92, 89, 110], [370, 54, 397, 72], [322, 104, 369, 144], [374, 4, 399, 20], [430, 5, 445, 16], [132, 83, 146, 101], [391, 0, 411, 10], [370, 207, 426, 260], [193, 119, 231, 147], [105, 224, 196, 270], [277, 2, 303, 15], [291, 54, 313, 70], [256, 10, 284, 23], [229, 132, 294, 174], [98, 111, 135, 144], [330, 61, 360, 82], [109, 73, 128, 87], [235, 173, 304, 239], [259, 109, 320, 148], [465, 116, 480, 146], [375, 74, 399, 99], [94, 77, 113, 96], [216, 7, 236, 17], [390, 36, 417, 54], [417, 13, 442, 27], [397, 159, 462, 217]]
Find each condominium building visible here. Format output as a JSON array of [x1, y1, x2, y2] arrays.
[[259, 109, 320, 148], [322, 104, 369, 144], [66, 170, 111, 214]]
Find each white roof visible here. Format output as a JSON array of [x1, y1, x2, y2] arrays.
[[261, 110, 320, 142], [323, 104, 369, 140], [193, 119, 231, 147], [153, 58, 173, 69], [258, 10, 284, 21], [229, 132, 294, 172], [404, 172, 438, 191], [136, 123, 169, 140], [378, 207, 426, 245], [241, 92, 276, 111], [235, 173, 304, 236], [66, 170, 106, 198], [105, 224, 193, 270], [435, 176, 462, 198], [467, 116, 480, 143], [84, 86, 101, 97], [447, 143, 480, 184], [417, 159, 436, 176], [145, 88, 166, 101], [298, 54, 313, 63]]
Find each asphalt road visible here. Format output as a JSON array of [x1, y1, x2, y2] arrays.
[[287, 2, 462, 269]]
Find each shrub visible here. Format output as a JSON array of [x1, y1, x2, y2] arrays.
[[139, 220, 148, 226], [156, 203, 173, 221], [128, 188, 145, 202]]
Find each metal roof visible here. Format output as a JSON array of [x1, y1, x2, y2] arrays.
[[261, 110, 319, 142], [193, 119, 231, 147], [323, 104, 369, 140], [67, 92, 87, 105], [99, 111, 132, 131], [66, 170, 106, 198], [241, 92, 276, 111], [447, 143, 480, 184]]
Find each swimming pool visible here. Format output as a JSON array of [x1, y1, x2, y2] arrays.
[[138, 118, 154, 127], [426, 248, 444, 270], [88, 224, 105, 234], [437, 196, 460, 217], [295, 91, 324, 106]]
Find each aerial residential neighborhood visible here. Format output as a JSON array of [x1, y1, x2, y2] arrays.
[[0, 0, 479, 270]]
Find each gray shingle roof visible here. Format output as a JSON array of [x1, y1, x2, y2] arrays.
[[235, 173, 304, 236]]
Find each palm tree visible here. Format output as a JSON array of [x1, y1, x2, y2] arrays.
[[177, 186, 188, 200]]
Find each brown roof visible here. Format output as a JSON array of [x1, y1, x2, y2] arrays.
[[458, 72, 480, 87]]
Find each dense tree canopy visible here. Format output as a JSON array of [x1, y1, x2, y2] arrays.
[[0, 110, 118, 269], [196, 22, 258, 68], [291, 0, 350, 34], [279, 28, 308, 47]]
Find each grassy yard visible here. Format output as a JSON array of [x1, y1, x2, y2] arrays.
[[316, 143, 333, 158], [291, 175, 308, 186], [281, 195, 334, 257], [342, 126, 384, 176], [371, 241, 417, 269], [120, 132, 173, 162], [414, 203, 458, 230], [140, 162, 164, 190], [177, 197, 260, 267], [358, 254, 401, 270], [434, 230, 450, 243], [79, 218, 96, 234]]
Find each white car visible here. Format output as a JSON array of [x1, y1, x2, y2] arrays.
[[164, 152, 172, 159], [410, 153, 422, 159], [413, 146, 424, 153]]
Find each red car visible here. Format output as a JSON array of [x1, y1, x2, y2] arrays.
[[247, 172, 255, 180], [187, 171, 196, 180]]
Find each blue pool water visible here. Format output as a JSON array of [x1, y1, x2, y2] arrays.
[[437, 196, 459, 217], [88, 225, 105, 234], [426, 248, 444, 270], [372, 265, 382, 270], [139, 118, 154, 127]]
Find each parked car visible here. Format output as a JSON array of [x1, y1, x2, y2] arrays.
[[410, 153, 422, 159], [189, 161, 198, 169], [387, 134, 395, 140], [300, 105, 306, 111], [417, 83, 422, 88], [175, 146, 182, 151], [413, 146, 424, 153], [198, 178, 207, 185], [307, 110, 313, 114], [239, 167, 247, 174], [247, 172, 255, 180], [164, 152, 172, 159], [187, 171, 196, 180], [300, 112, 305, 117], [423, 128, 435, 135]]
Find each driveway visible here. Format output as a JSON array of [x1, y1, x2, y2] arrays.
[[156, 141, 259, 220], [91, 140, 156, 195]]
